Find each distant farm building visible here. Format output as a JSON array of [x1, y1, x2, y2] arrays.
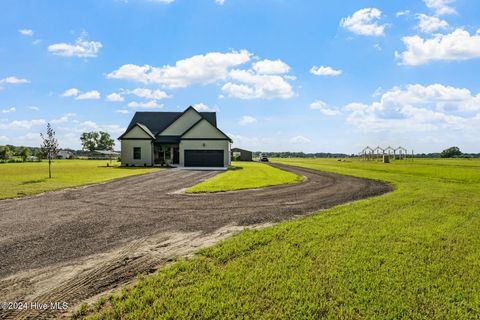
[[231, 148, 252, 161], [360, 146, 411, 161], [90, 150, 121, 160], [56, 150, 75, 159]]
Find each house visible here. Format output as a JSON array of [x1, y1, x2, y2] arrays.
[[88, 150, 120, 160], [56, 150, 75, 159], [118, 106, 232, 167], [231, 148, 252, 161]]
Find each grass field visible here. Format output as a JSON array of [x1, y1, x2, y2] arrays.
[[81, 158, 480, 319], [186, 161, 303, 193], [0, 160, 158, 199]]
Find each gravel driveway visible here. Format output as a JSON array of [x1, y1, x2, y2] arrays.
[[0, 163, 391, 319]]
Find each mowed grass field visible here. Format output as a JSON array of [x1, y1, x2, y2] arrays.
[[82, 158, 480, 319], [0, 160, 158, 199], [186, 161, 303, 193]]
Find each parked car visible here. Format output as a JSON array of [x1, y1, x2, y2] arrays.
[[259, 153, 269, 162]]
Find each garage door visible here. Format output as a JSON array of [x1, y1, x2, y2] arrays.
[[184, 150, 224, 167]]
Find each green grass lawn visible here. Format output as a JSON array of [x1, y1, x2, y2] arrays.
[[186, 161, 303, 193], [81, 158, 480, 319], [0, 160, 158, 199]]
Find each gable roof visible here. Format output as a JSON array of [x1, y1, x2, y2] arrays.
[[118, 122, 155, 140], [118, 106, 232, 142], [181, 118, 233, 142], [136, 123, 155, 138], [121, 106, 217, 138]]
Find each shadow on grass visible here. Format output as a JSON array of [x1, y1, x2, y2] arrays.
[[228, 166, 244, 171], [21, 179, 47, 185]]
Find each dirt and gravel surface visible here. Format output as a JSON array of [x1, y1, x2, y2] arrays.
[[0, 163, 391, 319]]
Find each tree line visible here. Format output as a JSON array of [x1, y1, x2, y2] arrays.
[[0, 130, 116, 161], [0, 123, 118, 178], [254, 147, 480, 159]]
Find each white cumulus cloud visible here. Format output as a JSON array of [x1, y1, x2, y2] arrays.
[[129, 88, 169, 99], [62, 88, 100, 100], [76, 90, 101, 100], [106, 92, 124, 102], [0, 119, 46, 130], [310, 101, 341, 116], [48, 35, 102, 58], [62, 88, 80, 97], [107, 50, 252, 88], [1, 107, 16, 114], [396, 10, 410, 17], [0, 76, 30, 84], [397, 28, 480, 65], [192, 103, 218, 112], [51, 113, 76, 124], [222, 69, 294, 99], [416, 14, 449, 33], [107, 50, 295, 100], [340, 8, 387, 36], [310, 65, 342, 76], [252, 59, 290, 74], [18, 29, 33, 36], [424, 0, 456, 16], [344, 83, 480, 133], [127, 100, 160, 108]]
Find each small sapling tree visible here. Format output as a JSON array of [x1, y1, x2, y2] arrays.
[[40, 123, 59, 178]]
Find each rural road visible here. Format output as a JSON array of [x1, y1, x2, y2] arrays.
[[0, 163, 391, 319]]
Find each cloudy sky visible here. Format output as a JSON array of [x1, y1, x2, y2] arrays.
[[1, 0, 480, 153]]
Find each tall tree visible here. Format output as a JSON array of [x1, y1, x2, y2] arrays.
[[0, 145, 12, 161], [80, 132, 99, 153], [97, 131, 115, 151], [40, 123, 59, 178], [440, 146, 462, 158], [80, 131, 114, 152], [19, 147, 30, 162]]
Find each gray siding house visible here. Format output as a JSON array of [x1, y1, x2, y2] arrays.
[[118, 106, 232, 167]]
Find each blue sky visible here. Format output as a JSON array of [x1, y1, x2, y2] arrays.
[[1, 0, 480, 153]]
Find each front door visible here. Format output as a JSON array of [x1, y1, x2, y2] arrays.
[[154, 145, 164, 164]]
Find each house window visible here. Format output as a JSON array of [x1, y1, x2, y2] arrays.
[[133, 147, 141, 160]]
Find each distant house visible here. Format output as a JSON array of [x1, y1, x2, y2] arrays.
[[56, 150, 74, 159], [231, 148, 252, 161], [89, 150, 120, 160], [118, 106, 232, 167]]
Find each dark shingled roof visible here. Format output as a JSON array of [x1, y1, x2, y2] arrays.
[[124, 111, 217, 136], [231, 148, 252, 153]]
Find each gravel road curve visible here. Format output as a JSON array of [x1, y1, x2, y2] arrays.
[[0, 163, 391, 319]]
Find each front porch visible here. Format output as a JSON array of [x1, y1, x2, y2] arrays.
[[154, 144, 179, 166]]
